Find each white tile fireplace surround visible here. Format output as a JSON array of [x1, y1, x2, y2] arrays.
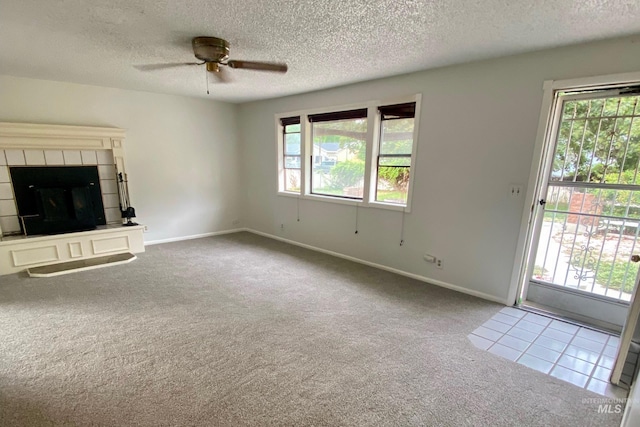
[[0, 122, 144, 275]]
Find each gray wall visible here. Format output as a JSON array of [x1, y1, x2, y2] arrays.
[[0, 76, 241, 243], [2, 35, 640, 303], [238, 35, 640, 303]]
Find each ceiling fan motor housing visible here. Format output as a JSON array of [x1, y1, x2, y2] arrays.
[[192, 37, 230, 63]]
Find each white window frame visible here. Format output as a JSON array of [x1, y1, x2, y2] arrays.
[[279, 117, 302, 193], [275, 94, 421, 212]]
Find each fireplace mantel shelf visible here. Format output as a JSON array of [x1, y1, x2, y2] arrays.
[[0, 224, 142, 244]]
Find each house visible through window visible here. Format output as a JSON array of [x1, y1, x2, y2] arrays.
[[281, 116, 301, 192], [309, 109, 368, 199], [376, 102, 416, 205]]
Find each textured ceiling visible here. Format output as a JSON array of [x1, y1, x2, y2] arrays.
[[1, 0, 640, 103]]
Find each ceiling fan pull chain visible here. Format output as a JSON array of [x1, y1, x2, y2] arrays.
[[205, 69, 210, 95]]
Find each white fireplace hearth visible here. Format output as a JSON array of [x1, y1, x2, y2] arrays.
[[0, 122, 145, 275]]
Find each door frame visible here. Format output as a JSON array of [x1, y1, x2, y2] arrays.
[[509, 71, 640, 307]]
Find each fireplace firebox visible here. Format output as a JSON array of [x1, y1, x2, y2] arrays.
[[10, 166, 106, 236]]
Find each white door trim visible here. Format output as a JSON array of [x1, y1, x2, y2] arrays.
[[508, 71, 640, 306]]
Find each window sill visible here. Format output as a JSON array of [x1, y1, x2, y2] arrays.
[[277, 192, 410, 212], [277, 191, 301, 199], [304, 193, 362, 206], [368, 201, 410, 213]]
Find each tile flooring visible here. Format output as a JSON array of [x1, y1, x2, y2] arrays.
[[468, 307, 634, 399]]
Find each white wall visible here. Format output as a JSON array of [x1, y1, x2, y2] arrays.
[[239, 35, 640, 303], [0, 76, 240, 243]]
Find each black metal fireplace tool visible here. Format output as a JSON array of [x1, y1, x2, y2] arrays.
[[118, 172, 138, 226]]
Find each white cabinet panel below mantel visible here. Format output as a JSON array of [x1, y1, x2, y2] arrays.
[[0, 225, 145, 275]]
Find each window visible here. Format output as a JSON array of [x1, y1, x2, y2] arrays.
[[309, 109, 368, 199], [281, 116, 301, 192], [375, 103, 416, 205], [276, 95, 420, 210]]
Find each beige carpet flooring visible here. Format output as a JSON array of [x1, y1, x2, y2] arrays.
[[0, 232, 624, 426]]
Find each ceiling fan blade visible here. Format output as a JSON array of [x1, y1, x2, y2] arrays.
[[134, 62, 202, 72], [226, 60, 288, 73]]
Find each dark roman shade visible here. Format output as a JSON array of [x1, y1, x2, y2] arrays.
[[378, 102, 416, 120], [308, 108, 367, 123], [280, 116, 300, 126]]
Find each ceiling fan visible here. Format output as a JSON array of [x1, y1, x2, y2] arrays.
[[136, 36, 288, 85]]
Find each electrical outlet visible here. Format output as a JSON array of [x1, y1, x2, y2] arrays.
[[143, 225, 148, 232], [232, 219, 240, 226], [280, 223, 285, 231], [436, 258, 443, 269], [509, 184, 523, 198]]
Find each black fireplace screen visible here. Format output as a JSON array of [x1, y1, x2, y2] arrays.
[[10, 166, 107, 236]]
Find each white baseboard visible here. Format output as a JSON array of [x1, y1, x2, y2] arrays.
[[245, 228, 508, 305], [144, 228, 245, 246]]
